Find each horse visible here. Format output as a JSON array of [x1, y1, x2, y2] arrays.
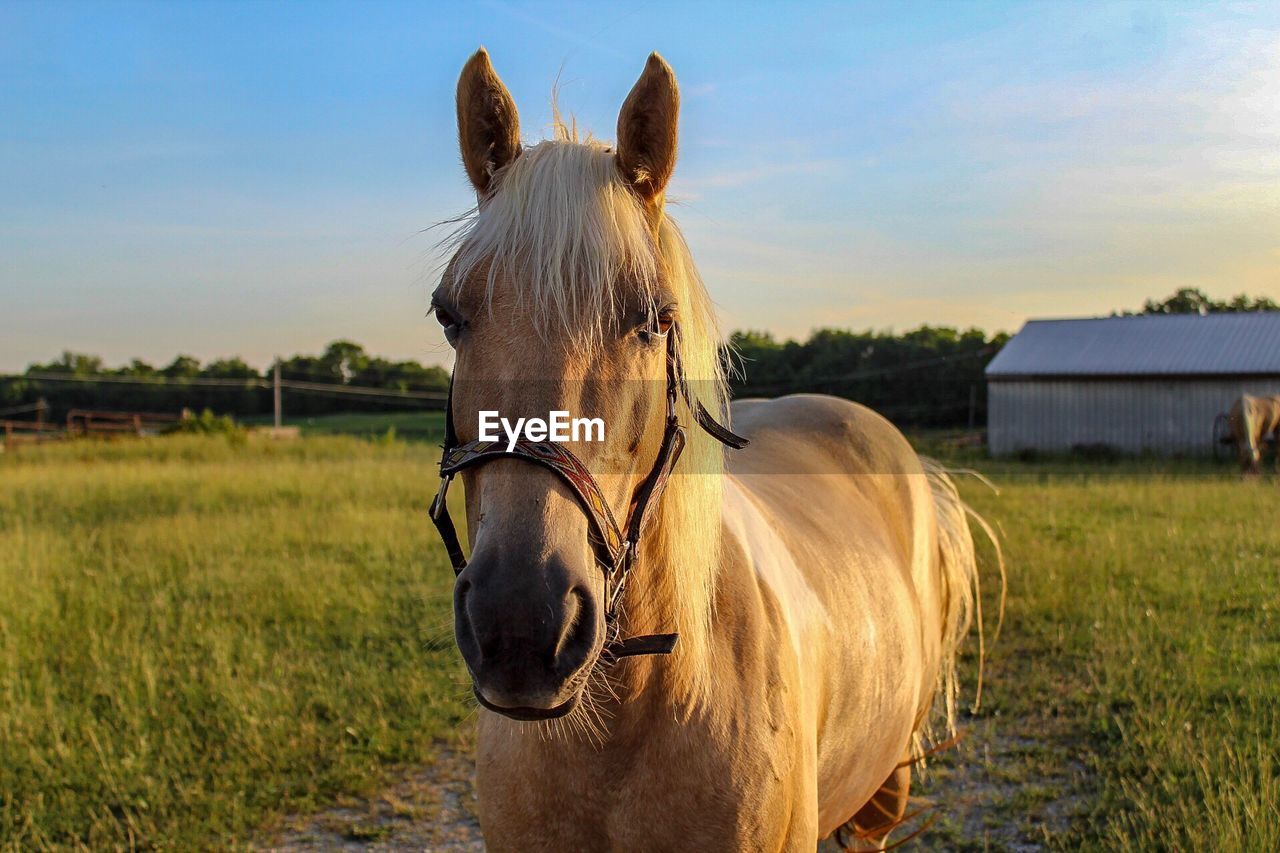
[[1228, 394, 1280, 476], [429, 48, 993, 851]]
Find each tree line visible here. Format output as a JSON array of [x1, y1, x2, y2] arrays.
[[729, 326, 1006, 428], [3, 329, 1006, 429], [1, 341, 450, 421], [725, 289, 1278, 427], [3, 289, 1274, 429], [1135, 287, 1278, 315]]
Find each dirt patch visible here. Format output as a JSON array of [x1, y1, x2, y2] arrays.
[[256, 745, 482, 852], [258, 715, 1086, 852], [907, 715, 1089, 851]]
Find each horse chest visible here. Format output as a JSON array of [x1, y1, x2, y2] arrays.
[[476, 699, 803, 852]]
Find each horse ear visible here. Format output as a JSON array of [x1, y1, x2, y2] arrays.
[[456, 48, 521, 196], [616, 53, 680, 206]]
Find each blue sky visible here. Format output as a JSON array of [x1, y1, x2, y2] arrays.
[[2, 1, 1277, 371]]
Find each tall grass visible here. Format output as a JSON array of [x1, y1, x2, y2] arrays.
[[1, 436, 1277, 848], [0, 436, 466, 849], [956, 471, 1280, 850]]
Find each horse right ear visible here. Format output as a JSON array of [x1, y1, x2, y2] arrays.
[[456, 48, 521, 197], [616, 53, 680, 208]]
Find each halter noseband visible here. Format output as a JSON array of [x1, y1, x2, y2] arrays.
[[428, 329, 748, 664]]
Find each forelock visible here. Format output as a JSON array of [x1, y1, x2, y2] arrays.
[[443, 134, 662, 349]]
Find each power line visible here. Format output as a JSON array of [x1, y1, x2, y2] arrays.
[[735, 346, 995, 395], [271, 384, 444, 408], [0, 401, 46, 418], [9, 371, 270, 388], [1, 371, 446, 401], [276, 379, 446, 401], [4, 344, 993, 413]]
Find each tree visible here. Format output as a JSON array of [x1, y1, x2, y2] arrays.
[[203, 358, 260, 379], [728, 325, 1004, 428], [162, 355, 202, 378], [28, 351, 104, 375], [123, 359, 157, 376], [320, 340, 369, 384], [1224, 293, 1280, 312], [1142, 287, 1279, 314]]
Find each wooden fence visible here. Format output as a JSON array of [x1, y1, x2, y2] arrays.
[[2, 409, 192, 451], [2, 420, 64, 450], [66, 409, 184, 437]]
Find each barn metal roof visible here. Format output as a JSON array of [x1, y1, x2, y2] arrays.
[[985, 313, 1280, 378]]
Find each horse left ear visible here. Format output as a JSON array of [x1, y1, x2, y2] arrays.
[[616, 53, 680, 207], [456, 48, 522, 197]]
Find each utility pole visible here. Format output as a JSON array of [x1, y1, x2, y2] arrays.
[[273, 358, 282, 431]]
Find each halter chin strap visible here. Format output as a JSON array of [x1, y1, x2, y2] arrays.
[[428, 329, 748, 663]]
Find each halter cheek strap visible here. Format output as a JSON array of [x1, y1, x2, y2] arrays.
[[428, 329, 747, 664]]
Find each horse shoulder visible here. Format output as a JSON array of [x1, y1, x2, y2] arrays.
[[730, 394, 923, 476], [727, 394, 931, 573], [722, 394, 944, 831]]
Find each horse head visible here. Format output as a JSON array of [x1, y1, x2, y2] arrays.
[[434, 49, 706, 720]]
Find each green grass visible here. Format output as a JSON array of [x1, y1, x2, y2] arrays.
[[1, 434, 1277, 849], [241, 411, 446, 442], [0, 435, 466, 850], [935, 461, 1280, 850]]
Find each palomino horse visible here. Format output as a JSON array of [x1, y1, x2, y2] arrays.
[[430, 49, 988, 850], [1229, 394, 1280, 476]]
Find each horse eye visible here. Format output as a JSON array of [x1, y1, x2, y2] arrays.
[[639, 307, 675, 341], [434, 305, 462, 346], [656, 309, 675, 335]]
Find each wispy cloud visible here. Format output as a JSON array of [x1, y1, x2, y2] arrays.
[[673, 157, 842, 195], [4, 1, 1279, 370], [479, 0, 630, 61]]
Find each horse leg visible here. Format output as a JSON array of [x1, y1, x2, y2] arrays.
[[1241, 440, 1261, 477], [835, 763, 910, 850]]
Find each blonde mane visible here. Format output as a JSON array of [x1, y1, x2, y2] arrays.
[[444, 123, 729, 705]]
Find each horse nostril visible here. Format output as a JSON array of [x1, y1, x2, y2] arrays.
[[552, 586, 598, 677], [453, 577, 482, 668], [454, 577, 472, 623]]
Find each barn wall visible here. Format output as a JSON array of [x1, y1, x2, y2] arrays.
[[988, 378, 1280, 455]]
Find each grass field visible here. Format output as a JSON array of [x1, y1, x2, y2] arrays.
[[1, 434, 1277, 849], [241, 411, 446, 443], [925, 467, 1280, 850], [0, 435, 465, 849]]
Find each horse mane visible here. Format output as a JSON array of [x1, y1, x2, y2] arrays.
[[443, 122, 728, 705]]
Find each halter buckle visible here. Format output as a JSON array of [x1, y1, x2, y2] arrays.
[[606, 540, 638, 620], [430, 475, 451, 520]]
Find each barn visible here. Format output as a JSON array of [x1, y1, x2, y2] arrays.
[[985, 313, 1280, 455]]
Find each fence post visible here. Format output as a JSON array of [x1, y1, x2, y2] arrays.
[[273, 359, 282, 431]]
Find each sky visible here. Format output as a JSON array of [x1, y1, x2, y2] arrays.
[[2, 1, 1278, 372]]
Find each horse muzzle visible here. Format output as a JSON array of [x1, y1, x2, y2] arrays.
[[471, 686, 581, 721], [453, 550, 602, 719]]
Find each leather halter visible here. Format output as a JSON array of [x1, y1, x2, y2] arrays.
[[429, 329, 748, 664]]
